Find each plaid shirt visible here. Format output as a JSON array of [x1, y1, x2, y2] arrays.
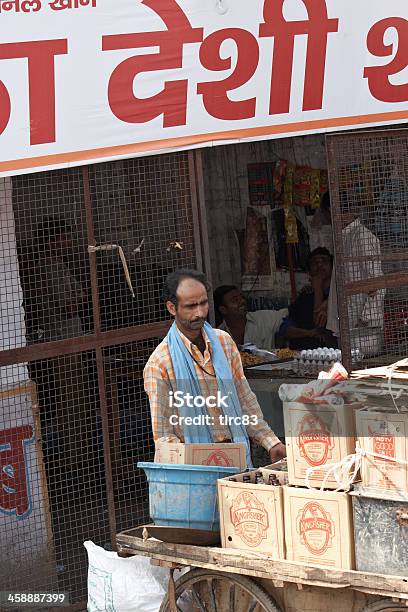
[[143, 326, 280, 451]]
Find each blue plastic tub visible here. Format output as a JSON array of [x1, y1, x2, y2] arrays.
[[137, 462, 239, 531]]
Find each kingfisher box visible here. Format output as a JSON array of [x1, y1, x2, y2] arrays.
[[217, 465, 285, 558], [283, 401, 356, 489], [356, 407, 408, 493], [284, 486, 355, 569], [154, 442, 247, 470]]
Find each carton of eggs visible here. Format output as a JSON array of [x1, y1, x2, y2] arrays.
[[293, 347, 363, 376], [300, 348, 342, 362], [294, 347, 342, 376]]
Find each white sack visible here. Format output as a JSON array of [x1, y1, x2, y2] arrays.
[[84, 540, 169, 612]]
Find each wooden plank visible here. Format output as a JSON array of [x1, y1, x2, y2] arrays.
[[355, 587, 408, 602], [0, 320, 171, 367], [345, 271, 408, 295], [135, 524, 220, 546], [343, 252, 408, 264], [117, 542, 402, 599], [116, 531, 408, 597], [150, 559, 182, 570]]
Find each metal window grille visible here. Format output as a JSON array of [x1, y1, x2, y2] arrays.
[[327, 129, 408, 372], [0, 151, 204, 609]]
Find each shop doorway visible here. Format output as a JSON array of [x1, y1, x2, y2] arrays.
[[202, 129, 408, 372]]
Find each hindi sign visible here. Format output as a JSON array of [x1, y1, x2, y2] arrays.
[[0, 0, 407, 176]]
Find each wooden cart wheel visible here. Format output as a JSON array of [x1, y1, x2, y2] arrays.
[[362, 601, 408, 611], [159, 568, 282, 612]]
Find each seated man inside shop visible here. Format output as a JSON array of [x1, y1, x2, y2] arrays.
[[278, 247, 338, 350], [214, 285, 288, 351], [143, 269, 286, 467]]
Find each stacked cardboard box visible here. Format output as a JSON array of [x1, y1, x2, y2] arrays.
[[218, 388, 358, 568], [218, 460, 355, 569], [217, 462, 287, 558], [154, 441, 247, 471], [351, 361, 408, 494], [349, 361, 408, 575], [217, 366, 408, 571], [281, 396, 356, 568], [283, 400, 357, 488], [284, 486, 354, 569], [356, 407, 408, 493]]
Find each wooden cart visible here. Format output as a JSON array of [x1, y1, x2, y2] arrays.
[[117, 526, 408, 612]]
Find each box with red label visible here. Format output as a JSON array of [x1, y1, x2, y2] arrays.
[[217, 465, 285, 558], [154, 442, 247, 470], [283, 401, 356, 489], [284, 486, 355, 569], [356, 407, 408, 493]]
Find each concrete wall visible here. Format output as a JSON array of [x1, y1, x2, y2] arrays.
[[202, 135, 328, 303]]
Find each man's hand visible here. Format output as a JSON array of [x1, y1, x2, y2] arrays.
[[269, 442, 286, 465]]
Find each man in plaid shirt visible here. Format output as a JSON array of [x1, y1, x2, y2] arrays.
[[144, 269, 286, 465]]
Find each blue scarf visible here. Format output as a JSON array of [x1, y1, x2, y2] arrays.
[[167, 321, 252, 468]]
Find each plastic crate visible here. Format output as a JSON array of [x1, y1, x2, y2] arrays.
[[137, 462, 239, 531]]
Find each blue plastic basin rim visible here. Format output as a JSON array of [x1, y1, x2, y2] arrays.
[[137, 461, 239, 473]]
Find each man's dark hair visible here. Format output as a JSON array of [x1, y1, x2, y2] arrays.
[[213, 285, 237, 316], [35, 216, 71, 250], [163, 269, 211, 305], [307, 247, 333, 269]]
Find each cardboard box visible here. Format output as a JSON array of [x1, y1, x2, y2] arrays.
[[218, 466, 285, 558], [154, 442, 247, 470], [356, 407, 408, 493], [284, 486, 355, 569], [284, 401, 356, 489]]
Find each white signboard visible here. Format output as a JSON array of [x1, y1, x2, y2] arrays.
[[0, 0, 407, 176]]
